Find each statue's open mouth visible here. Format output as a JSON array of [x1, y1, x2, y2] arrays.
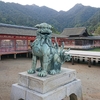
[[40, 33, 51, 35], [38, 28, 52, 35]]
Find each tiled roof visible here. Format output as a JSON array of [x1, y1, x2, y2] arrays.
[[0, 23, 58, 37], [0, 23, 37, 36], [0, 23, 37, 30], [61, 27, 89, 36]]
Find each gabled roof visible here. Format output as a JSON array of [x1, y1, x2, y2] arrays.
[[61, 27, 90, 37]]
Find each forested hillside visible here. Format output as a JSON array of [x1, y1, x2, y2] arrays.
[[0, 1, 100, 34]]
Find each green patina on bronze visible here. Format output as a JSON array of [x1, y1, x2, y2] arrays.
[[27, 23, 71, 77]]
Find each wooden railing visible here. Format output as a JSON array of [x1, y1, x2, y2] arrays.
[[64, 45, 94, 49]]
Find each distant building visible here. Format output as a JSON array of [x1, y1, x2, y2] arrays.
[[0, 23, 37, 52], [61, 27, 100, 49], [0, 23, 100, 55], [0, 23, 68, 53]]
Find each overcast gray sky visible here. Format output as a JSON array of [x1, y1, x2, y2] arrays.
[[1, 0, 100, 11]]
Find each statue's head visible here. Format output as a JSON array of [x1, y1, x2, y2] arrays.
[[35, 23, 52, 35]]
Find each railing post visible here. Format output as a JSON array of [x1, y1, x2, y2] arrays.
[[72, 56, 74, 65], [88, 58, 91, 67]]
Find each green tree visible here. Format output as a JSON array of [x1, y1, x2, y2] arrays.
[[52, 27, 60, 34], [95, 26, 100, 35]]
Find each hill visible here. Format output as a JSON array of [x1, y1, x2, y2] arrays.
[[0, 1, 100, 33]]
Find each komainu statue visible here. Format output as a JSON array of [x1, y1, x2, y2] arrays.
[[27, 23, 71, 77]]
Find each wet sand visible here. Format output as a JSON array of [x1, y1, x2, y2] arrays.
[[0, 58, 100, 100]]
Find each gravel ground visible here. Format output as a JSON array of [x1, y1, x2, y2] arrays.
[[0, 57, 100, 100]]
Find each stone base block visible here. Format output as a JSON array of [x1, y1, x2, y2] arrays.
[[18, 68, 76, 93], [11, 79, 83, 100]]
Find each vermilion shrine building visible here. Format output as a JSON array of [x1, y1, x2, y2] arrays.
[[0, 23, 37, 52], [61, 27, 100, 49], [0, 23, 100, 60], [0, 23, 37, 59], [0, 23, 64, 60]]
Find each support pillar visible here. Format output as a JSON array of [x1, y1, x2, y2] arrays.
[[0, 55, 1, 60], [26, 53, 28, 58], [14, 54, 16, 59]]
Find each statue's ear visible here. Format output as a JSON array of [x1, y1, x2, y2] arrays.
[[35, 24, 40, 28]]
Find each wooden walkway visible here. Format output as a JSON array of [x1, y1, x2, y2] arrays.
[[0, 50, 100, 67], [66, 50, 100, 67], [0, 51, 29, 60]]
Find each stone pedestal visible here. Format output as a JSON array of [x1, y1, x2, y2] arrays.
[[11, 68, 83, 100]]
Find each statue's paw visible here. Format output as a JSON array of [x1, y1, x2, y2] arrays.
[[49, 70, 57, 75], [27, 69, 35, 74], [56, 69, 61, 74], [38, 70, 47, 77], [36, 67, 42, 72]]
